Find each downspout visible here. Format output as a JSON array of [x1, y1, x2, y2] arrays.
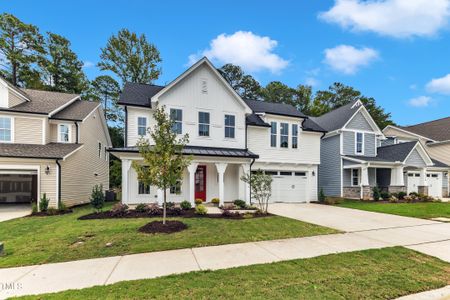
[[74, 122, 79, 144], [245, 123, 248, 149], [56, 159, 61, 209], [124, 106, 128, 147]]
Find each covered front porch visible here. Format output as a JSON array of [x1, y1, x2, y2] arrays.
[[111, 146, 258, 206]]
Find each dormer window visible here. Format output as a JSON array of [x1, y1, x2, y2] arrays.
[[355, 132, 364, 155], [224, 114, 235, 138], [58, 124, 70, 143], [198, 112, 210, 137], [0, 117, 12, 142]]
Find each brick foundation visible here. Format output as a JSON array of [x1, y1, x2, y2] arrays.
[[418, 186, 429, 196]]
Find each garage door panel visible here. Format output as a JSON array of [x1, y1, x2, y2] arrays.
[[407, 172, 442, 198], [270, 174, 308, 203]]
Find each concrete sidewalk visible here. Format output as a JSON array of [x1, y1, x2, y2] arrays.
[[1, 222, 450, 298]]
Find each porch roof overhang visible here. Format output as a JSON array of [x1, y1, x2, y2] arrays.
[[342, 156, 403, 169], [109, 145, 259, 159]]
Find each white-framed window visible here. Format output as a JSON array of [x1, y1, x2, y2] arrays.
[[58, 124, 70, 143], [292, 124, 298, 149], [104, 146, 108, 161], [270, 122, 277, 147], [170, 108, 182, 134], [137, 117, 147, 136], [170, 180, 182, 194], [351, 169, 360, 186], [138, 181, 150, 194], [280, 122, 289, 148], [198, 111, 210, 137], [224, 114, 235, 138], [98, 142, 102, 158], [355, 132, 364, 154], [0, 117, 12, 142]]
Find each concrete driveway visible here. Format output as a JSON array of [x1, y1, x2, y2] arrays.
[[269, 203, 437, 232], [0, 204, 30, 222]]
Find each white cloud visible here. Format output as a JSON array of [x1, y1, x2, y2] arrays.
[[319, 0, 450, 38], [426, 74, 450, 94], [305, 77, 320, 87], [408, 96, 432, 107], [83, 61, 95, 69], [188, 31, 289, 73], [323, 45, 379, 74]]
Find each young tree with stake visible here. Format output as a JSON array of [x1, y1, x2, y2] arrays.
[[133, 106, 191, 224]]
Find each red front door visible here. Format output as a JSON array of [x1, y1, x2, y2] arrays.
[[195, 165, 206, 201]]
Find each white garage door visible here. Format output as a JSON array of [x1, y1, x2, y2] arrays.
[[407, 172, 442, 198], [267, 171, 308, 203]]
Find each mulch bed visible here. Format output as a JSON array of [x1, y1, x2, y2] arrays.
[[28, 209, 73, 217], [138, 220, 188, 234], [78, 208, 271, 220]]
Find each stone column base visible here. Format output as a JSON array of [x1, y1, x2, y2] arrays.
[[387, 186, 406, 194], [362, 186, 372, 200], [343, 187, 361, 199], [442, 187, 448, 198], [418, 186, 429, 196]]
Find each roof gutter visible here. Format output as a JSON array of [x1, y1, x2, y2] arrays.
[[74, 122, 79, 144], [55, 159, 61, 209], [124, 106, 128, 147]]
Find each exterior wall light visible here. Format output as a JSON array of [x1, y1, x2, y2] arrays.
[[45, 166, 50, 175]]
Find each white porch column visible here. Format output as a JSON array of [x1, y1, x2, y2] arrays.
[[241, 164, 251, 204], [215, 163, 228, 206], [361, 166, 369, 186], [393, 166, 404, 186], [187, 162, 199, 206], [121, 159, 131, 203]]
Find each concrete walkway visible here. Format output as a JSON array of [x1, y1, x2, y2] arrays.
[[1, 204, 450, 298], [0, 205, 30, 222]]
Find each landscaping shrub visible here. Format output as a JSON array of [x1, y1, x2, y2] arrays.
[[135, 203, 147, 213], [195, 204, 208, 215], [222, 209, 239, 218], [47, 207, 58, 215], [31, 203, 38, 214], [180, 200, 191, 210], [145, 203, 160, 215], [380, 192, 390, 200], [372, 187, 381, 201], [111, 203, 129, 217], [39, 193, 49, 212], [409, 192, 419, 197], [168, 207, 182, 216], [194, 198, 203, 205], [388, 195, 398, 203], [211, 198, 220, 205], [243, 212, 254, 219], [90, 184, 105, 212], [319, 188, 326, 203], [59, 202, 67, 212], [404, 195, 413, 203], [233, 199, 247, 209], [165, 202, 175, 209], [398, 191, 407, 200]]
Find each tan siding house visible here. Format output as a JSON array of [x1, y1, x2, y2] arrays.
[[0, 78, 111, 208]]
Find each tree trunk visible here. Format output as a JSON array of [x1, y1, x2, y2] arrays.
[[163, 188, 167, 225]]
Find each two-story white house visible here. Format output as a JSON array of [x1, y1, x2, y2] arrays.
[[0, 77, 111, 208], [110, 58, 325, 206]]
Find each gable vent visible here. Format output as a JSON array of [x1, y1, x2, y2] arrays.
[[201, 78, 208, 94]]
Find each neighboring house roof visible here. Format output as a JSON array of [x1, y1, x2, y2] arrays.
[[310, 101, 359, 132], [110, 145, 259, 158], [246, 114, 271, 127], [401, 116, 450, 142], [118, 82, 164, 107], [0, 143, 83, 160], [244, 99, 307, 118], [0, 89, 79, 115], [51, 100, 100, 121], [302, 119, 326, 133], [431, 158, 449, 168]]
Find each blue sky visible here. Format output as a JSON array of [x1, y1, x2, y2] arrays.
[[3, 0, 450, 125]]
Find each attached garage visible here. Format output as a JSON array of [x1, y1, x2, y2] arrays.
[[0, 171, 38, 204], [406, 171, 443, 198], [263, 170, 310, 203]]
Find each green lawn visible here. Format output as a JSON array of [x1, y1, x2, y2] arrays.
[[16, 247, 450, 300], [0, 204, 337, 268], [336, 200, 450, 219]]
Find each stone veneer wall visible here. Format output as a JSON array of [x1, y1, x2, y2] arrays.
[[443, 188, 448, 198], [362, 186, 372, 200], [418, 186, 429, 196], [387, 186, 406, 194], [343, 187, 361, 199]]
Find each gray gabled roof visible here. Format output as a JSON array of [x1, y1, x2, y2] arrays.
[[0, 89, 79, 115], [246, 114, 271, 127], [302, 119, 326, 133], [345, 141, 418, 163], [51, 100, 99, 121], [431, 158, 449, 168], [118, 82, 164, 107], [244, 99, 307, 118], [110, 145, 259, 159], [310, 100, 360, 132], [0, 143, 83, 159], [401, 116, 450, 141]]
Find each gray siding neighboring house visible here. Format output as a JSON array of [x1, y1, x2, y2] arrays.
[[342, 131, 376, 157], [405, 149, 427, 167], [319, 135, 341, 196], [346, 111, 373, 131]]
